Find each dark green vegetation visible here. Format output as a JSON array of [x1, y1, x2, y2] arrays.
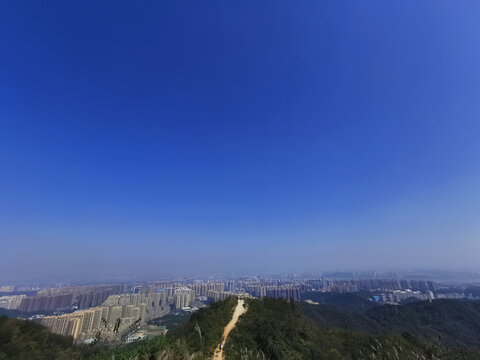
[[171, 296, 237, 356], [0, 307, 65, 318], [225, 298, 480, 360], [0, 316, 83, 360], [299, 298, 480, 349], [2, 296, 480, 359]]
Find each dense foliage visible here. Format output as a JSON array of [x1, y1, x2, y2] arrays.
[[172, 296, 237, 356], [299, 299, 480, 348], [297, 301, 379, 334], [225, 298, 480, 360], [0, 316, 84, 360], [0, 307, 61, 318]]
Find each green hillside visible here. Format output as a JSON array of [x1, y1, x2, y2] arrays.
[[171, 296, 237, 356], [299, 299, 480, 349], [226, 298, 480, 360], [367, 300, 480, 348], [0, 316, 84, 360]]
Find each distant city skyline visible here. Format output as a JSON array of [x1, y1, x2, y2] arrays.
[[1, 1, 480, 283], [6, 276, 472, 344]]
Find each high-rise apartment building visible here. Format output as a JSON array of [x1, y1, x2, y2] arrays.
[[0, 295, 26, 310], [41, 291, 169, 342]]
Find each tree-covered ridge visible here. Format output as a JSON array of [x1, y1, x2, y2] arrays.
[[0, 316, 84, 360], [171, 296, 237, 356], [225, 298, 480, 360], [299, 299, 480, 349], [368, 299, 480, 348]]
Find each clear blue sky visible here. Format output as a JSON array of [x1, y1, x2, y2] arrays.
[[1, 1, 479, 283]]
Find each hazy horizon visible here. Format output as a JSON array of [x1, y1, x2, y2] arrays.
[[1, 1, 480, 284]]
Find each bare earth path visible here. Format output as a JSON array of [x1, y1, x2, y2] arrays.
[[213, 298, 247, 359]]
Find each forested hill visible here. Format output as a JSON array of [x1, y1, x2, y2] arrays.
[[226, 297, 480, 360], [299, 298, 480, 349], [0, 316, 84, 360]]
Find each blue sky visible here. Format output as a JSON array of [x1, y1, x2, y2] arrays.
[[1, 1, 479, 283]]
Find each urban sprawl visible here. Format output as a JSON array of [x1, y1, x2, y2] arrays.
[[1, 273, 479, 343]]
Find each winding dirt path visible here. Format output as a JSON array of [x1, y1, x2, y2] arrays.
[[213, 298, 247, 359]]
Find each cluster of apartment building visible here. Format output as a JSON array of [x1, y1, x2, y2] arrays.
[[17, 284, 127, 312], [206, 290, 250, 302], [190, 278, 439, 302], [0, 285, 16, 292], [19, 293, 73, 312], [40, 291, 167, 341], [174, 287, 195, 309], [312, 279, 436, 293], [435, 292, 472, 300], [187, 282, 225, 296], [0, 294, 26, 310], [41, 304, 146, 342], [39, 287, 195, 342], [243, 284, 305, 300], [374, 289, 436, 303]]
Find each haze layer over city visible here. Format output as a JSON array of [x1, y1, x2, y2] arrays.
[[1, 1, 480, 285]]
